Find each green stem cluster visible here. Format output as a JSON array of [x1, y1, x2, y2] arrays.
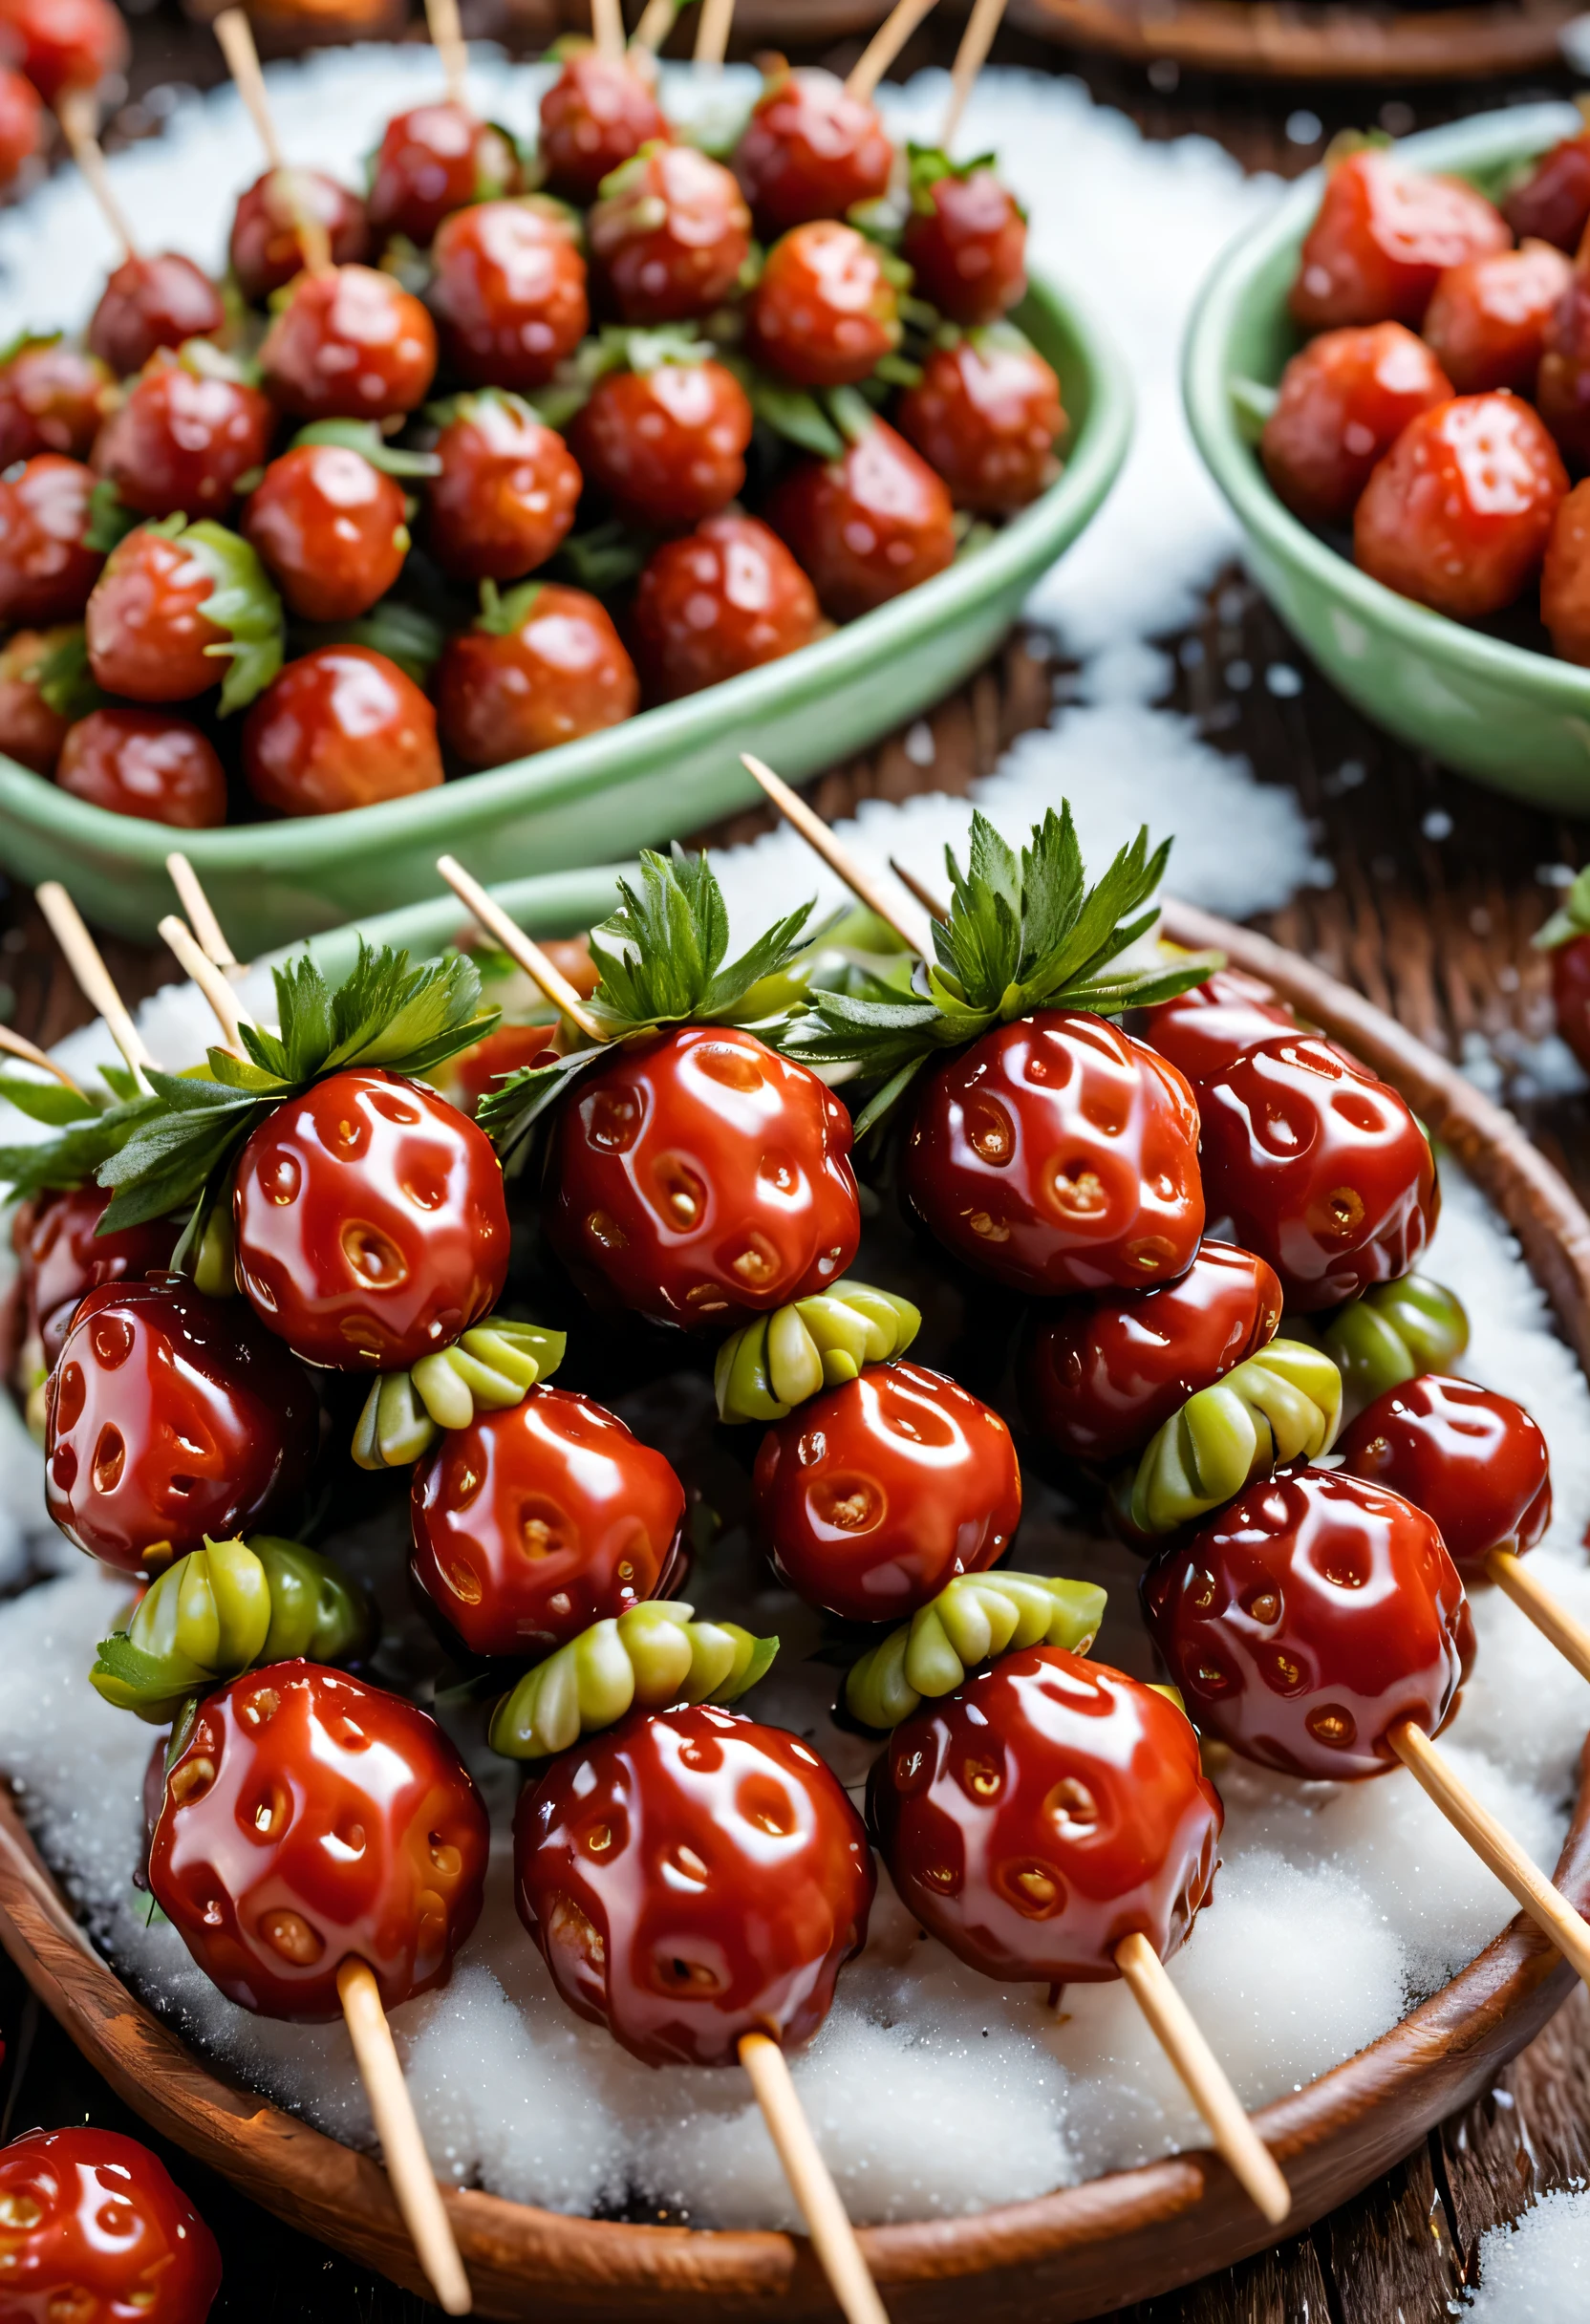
[[714, 1282, 920, 1423], [489, 1601, 779, 1760], [845, 1571, 1107, 1730], [352, 1319, 566, 1471]]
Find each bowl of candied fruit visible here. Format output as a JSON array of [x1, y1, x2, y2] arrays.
[[1185, 101, 1590, 811]]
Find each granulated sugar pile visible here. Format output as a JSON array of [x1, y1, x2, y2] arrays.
[[1466, 2187, 1590, 2319]]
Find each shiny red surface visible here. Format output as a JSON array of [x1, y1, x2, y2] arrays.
[[630, 512, 819, 702], [1146, 1467, 1475, 1786], [1505, 132, 1590, 251], [367, 100, 520, 249], [1423, 242, 1573, 396], [1543, 479, 1590, 664], [451, 1024, 556, 1117], [903, 170, 1028, 327], [1289, 152, 1511, 333], [1021, 1239, 1283, 1467], [45, 1275, 317, 1577], [764, 418, 955, 621], [228, 166, 369, 304], [895, 335, 1064, 515], [0, 339, 110, 464], [0, 454, 101, 627], [546, 1024, 860, 1329], [259, 265, 437, 421], [1536, 271, 1590, 466], [869, 1648, 1222, 1984], [243, 443, 407, 624], [22, 1183, 180, 1368], [231, 1067, 508, 1370], [0, 2126, 220, 2324], [1258, 322, 1452, 529], [92, 351, 277, 521], [570, 360, 752, 531], [0, 624, 72, 773], [56, 707, 227, 829], [745, 220, 898, 389], [412, 1387, 686, 1658], [431, 200, 589, 394], [0, 0, 127, 104], [514, 1703, 874, 2068], [1354, 394, 1566, 621], [84, 525, 223, 702], [538, 49, 670, 208], [590, 143, 750, 327], [87, 254, 224, 379], [1550, 927, 1590, 1065], [753, 1359, 1021, 1623], [1196, 1033, 1437, 1311], [1138, 966, 1298, 1086], [1337, 1372, 1551, 1572], [435, 582, 637, 769], [903, 1010, 1205, 1297], [425, 394, 583, 581], [0, 62, 40, 186], [149, 1663, 488, 2021], [731, 67, 892, 238], [242, 645, 441, 815]]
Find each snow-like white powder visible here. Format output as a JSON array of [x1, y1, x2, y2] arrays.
[[1466, 2186, 1590, 2319]]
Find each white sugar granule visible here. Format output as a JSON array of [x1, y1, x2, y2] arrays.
[[1466, 2187, 1590, 2319]]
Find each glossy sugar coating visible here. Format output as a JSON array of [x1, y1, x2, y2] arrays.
[[0, 2126, 221, 2324], [0, 340, 111, 465], [763, 419, 955, 621], [1422, 244, 1573, 396], [244, 444, 409, 624], [436, 584, 638, 768], [229, 165, 369, 303], [1336, 1372, 1551, 1571], [1138, 965, 1298, 1085], [84, 526, 222, 702], [895, 335, 1064, 516], [746, 221, 899, 389], [569, 361, 753, 533], [425, 396, 583, 581], [56, 707, 227, 828], [538, 50, 670, 208], [901, 170, 1028, 326], [1288, 151, 1510, 332], [732, 67, 892, 237], [19, 1180, 180, 1366], [259, 266, 437, 420], [242, 645, 442, 815], [367, 101, 520, 249], [431, 201, 589, 393], [589, 145, 751, 328], [0, 453, 101, 628], [630, 512, 819, 701], [1258, 323, 1451, 528], [1353, 395, 1566, 623], [87, 253, 224, 377], [93, 352, 275, 523]]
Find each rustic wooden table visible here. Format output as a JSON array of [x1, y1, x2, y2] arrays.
[[6, 4, 1590, 2317]]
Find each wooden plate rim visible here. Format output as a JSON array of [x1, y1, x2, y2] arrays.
[[1008, 0, 1582, 80]]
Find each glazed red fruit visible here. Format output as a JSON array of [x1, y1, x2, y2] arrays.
[[0, 60, 40, 187], [589, 143, 751, 327], [903, 169, 1028, 327], [764, 419, 955, 621], [92, 349, 277, 521], [0, 622, 72, 772], [1142, 1465, 1475, 1780], [1354, 394, 1566, 620], [630, 512, 820, 702], [412, 1388, 686, 1657], [1542, 479, 1590, 663], [436, 583, 638, 769], [903, 1011, 1205, 1297], [21, 1180, 180, 1367], [547, 1024, 860, 1328], [1551, 926, 1590, 1061], [869, 1648, 1221, 1982], [746, 220, 898, 389], [1021, 1239, 1284, 1468], [1534, 270, 1590, 466], [425, 394, 583, 581], [538, 47, 670, 208], [1138, 966, 1298, 1086], [753, 1360, 1021, 1623], [367, 100, 521, 249], [0, 0, 128, 104], [45, 1275, 317, 1576], [431, 199, 589, 393], [56, 707, 227, 828], [514, 1703, 874, 2068], [87, 253, 225, 379], [259, 265, 437, 421], [0, 454, 101, 626], [243, 442, 407, 623], [1197, 1034, 1436, 1311], [150, 1662, 489, 2020], [0, 2127, 220, 2324], [1336, 1373, 1551, 1571], [1290, 151, 1511, 333], [0, 338, 111, 464], [1257, 323, 1453, 528], [895, 334, 1064, 515], [732, 66, 892, 238], [85, 526, 223, 703], [231, 1067, 508, 1369], [229, 165, 369, 304], [243, 645, 441, 816], [1422, 241, 1573, 396], [452, 1022, 556, 1116], [569, 360, 753, 531], [1505, 130, 1590, 252]]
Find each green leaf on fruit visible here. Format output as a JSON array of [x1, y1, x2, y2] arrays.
[[84, 479, 140, 555], [290, 418, 442, 478]]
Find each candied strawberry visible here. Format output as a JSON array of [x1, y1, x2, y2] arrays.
[[367, 100, 520, 249], [242, 644, 441, 814], [55, 706, 226, 827], [431, 198, 589, 393], [0, 338, 111, 464], [1422, 241, 1573, 395], [569, 356, 752, 531], [259, 265, 437, 420], [1290, 150, 1511, 333], [229, 166, 369, 304], [436, 582, 637, 768], [745, 219, 898, 388], [1504, 128, 1590, 252], [539, 46, 670, 207], [424, 391, 582, 581], [895, 331, 1064, 514], [0, 454, 102, 626], [630, 512, 820, 700], [0, 623, 74, 772], [763, 415, 955, 620], [1258, 322, 1451, 527], [0, 62, 40, 187], [902, 161, 1027, 326], [87, 254, 225, 379], [589, 142, 750, 327], [92, 347, 277, 521], [1354, 393, 1566, 618], [243, 441, 408, 624], [732, 65, 891, 237]]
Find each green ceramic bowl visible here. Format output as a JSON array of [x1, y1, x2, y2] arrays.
[[1184, 101, 1590, 811], [3, 272, 1130, 954]]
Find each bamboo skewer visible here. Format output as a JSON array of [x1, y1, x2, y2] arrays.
[[435, 855, 604, 1044], [337, 1959, 473, 2316], [591, 0, 627, 61], [165, 853, 244, 980], [211, 9, 284, 168], [631, 0, 679, 51], [939, 0, 1008, 150], [423, 0, 471, 112], [889, 856, 948, 931], [157, 917, 254, 1062], [0, 1024, 88, 1097], [35, 885, 154, 1095], [694, 0, 736, 68], [740, 756, 935, 958], [1484, 1550, 1590, 1686], [56, 93, 139, 261], [738, 2034, 892, 2324], [846, 0, 940, 103]]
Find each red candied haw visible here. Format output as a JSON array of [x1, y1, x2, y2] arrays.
[[1197, 1034, 1436, 1311], [1354, 393, 1566, 620], [1506, 130, 1590, 250], [0, 338, 111, 464], [259, 265, 437, 421], [229, 165, 369, 304], [1336, 1373, 1551, 1572], [1141, 1465, 1475, 1780], [903, 167, 1027, 328], [630, 512, 820, 703], [85, 526, 223, 703], [0, 622, 75, 772], [1257, 322, 1452, 529], [425, 392, 582, 582], [367, 100, 521, 250], [538, 46, 670, 208], [1020, 1239, 1284, 1468], [412, 1388, 686, 1657], [435, 581, 638, 770], [56, 706, 227, 828], [746, 220, 898, 389], [869, 1649, 1221, 1983], [242, 645, 441, 815], [431, 198, 589, 393], [231, 1067, 508, 1369], [1542, 478, 1590, 663], [150, 1663, 489, 2020], [764, 416, 954, 621], [0, 0, 127, 103], [515, 1702, 874, 2068], [46, 1275, 318, 1576], [1549, 921, 1590, 1063], [1422, 242, 1573, 395], [1138, 966, 1298, 1086], [732, 66, 892, 238], [753, 1360, 1021, 1623], [87, 254, 226, 380], [1290, 150, 1511, 333], [1535, 268, 1590, 467], [20, 1180, 179, 1367], [0, 2127, 220, 2324], [589, 143, 751, 327], [547, 1025, 860, 1329], [902, 1011, 1205, 1298], [569, 358, 753, 532], [0, 62, 40, 187], [92, 348, 277, 521], [0, 454, 101, 626], [895, 333, 1064, 515], [242, 442, 407, 623]]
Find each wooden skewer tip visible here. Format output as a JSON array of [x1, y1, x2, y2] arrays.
[[337, 1958, 472, 2314], [591, 0, 627, 60], [846, 0, 941, 102], [1484, 1549, 1590, 1689], [56, 95, 140, 260], [34, 882, 154, 1091], [164, 852, 241, 975], [434, 855, 604, 1044], [739, 754, 935, 958], [211, 8, 285, 169], [888, 856, 949, 926], [630, 0, 677, 52], [157, 916, 253, 1058], [694, 0, 737, 69], [738, 2033, 892, 2324], [423, 0, 471, 109], [939, 0, 1009, 149], [0, 1023, 88, 1097]]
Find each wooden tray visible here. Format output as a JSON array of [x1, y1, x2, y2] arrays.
[[1009, 0, 1583, 80], [1, 901, 1588, 2321]]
